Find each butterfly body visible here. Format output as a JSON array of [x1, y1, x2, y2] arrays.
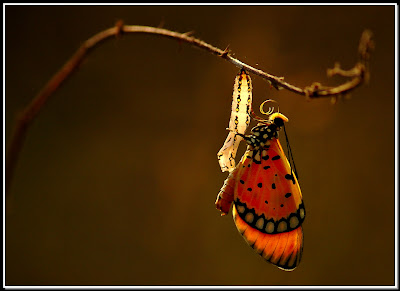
[[216, 113, 305, 270]]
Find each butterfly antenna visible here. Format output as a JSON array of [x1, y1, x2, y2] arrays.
[[283, 124, 299, 180], [260, 100, 280, 116]]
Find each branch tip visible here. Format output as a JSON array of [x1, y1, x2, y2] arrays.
[[115, 20, 124, 37], [157, 19, 165, 28], [270, 77, 285, 91], [182, 30, 195, 37], [358, 29, 374, 62], [220, 44, 230, 57]]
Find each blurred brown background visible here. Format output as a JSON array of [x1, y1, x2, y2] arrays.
[[5, 5, 395, 286]]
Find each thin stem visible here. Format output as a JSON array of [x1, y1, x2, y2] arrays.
[[5, 22, 373, 203]]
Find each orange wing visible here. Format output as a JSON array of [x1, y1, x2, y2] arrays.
[[232, 138, 305, 270], [233, 205, 303, 271]]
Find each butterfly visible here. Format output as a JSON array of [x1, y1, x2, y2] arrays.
[[216, 109, 305, 271]]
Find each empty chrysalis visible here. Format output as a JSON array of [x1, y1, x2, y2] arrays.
[[217, 69, 252, 172]]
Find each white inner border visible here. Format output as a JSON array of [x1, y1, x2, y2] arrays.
[[3, 3, 398, 289]]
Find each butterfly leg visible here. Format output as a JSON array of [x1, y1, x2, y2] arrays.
[[235, 133, 255, 147]]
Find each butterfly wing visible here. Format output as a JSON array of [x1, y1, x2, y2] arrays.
[[232, 138, 305, 270], [215, 165, 239, 215], [233, 205, 303, 271]]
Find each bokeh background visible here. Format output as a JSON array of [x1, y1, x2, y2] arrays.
[[5, 5, 395, 286]]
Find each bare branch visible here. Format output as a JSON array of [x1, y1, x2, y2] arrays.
[[5, 23, 373, 204]]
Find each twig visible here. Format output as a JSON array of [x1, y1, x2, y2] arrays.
[[5, 22, 374, 204]]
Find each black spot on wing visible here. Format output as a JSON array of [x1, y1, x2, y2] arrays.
[[262, 155, 269, 160], [263, 166, 270, 170], [285, 174, 296, 185], [240, 180, 245, 184], [272, 183, 276, 189], [272, 155, 280, 160], [285, 193, 292, 198], [247, 187, 252, 192], [257, 183, 263, 188]]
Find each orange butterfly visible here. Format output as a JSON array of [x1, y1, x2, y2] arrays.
[[216, 110, 305, 271]]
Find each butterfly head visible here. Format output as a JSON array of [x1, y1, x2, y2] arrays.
[[237, 99, 289, 149], [268, 112, 289, 127]]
